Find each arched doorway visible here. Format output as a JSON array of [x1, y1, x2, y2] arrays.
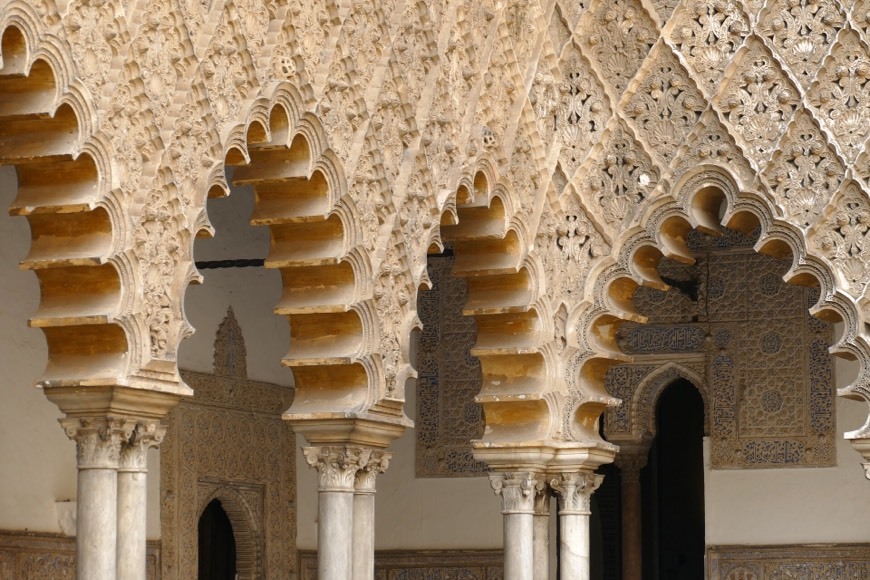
[[641, 379, 705, 580], [198, 499, 237, 580]]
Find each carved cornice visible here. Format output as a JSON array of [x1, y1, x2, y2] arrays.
[[550, 472, 604, 515], [489, 472, 542, 515]]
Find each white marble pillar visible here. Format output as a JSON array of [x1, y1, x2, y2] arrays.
[[117, 421, 165, 580], [551, 471, 603, 580], [61, 417, 129, 580], [353, 450, 390, 580], [533, 484, 551, 579], [490, 472, 540, 580], [304, 446, 372, 580]]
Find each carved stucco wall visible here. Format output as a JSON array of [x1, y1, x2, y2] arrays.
[[421, 231, 836, 473], [416, 254, 487, 477], [299, 549, 504, 579], [6, 0, 870, 466], [708, 544, 870, 579], [604, 229, 835, 468], [0, 531, 160, 580], [161, 309, 296, 579]]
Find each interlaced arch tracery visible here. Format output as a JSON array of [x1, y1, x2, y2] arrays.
[[7, 0, 870, 576]]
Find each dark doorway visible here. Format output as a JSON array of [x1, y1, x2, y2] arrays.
[[641, 379, 705, 580], [198, 499, 237, 580]]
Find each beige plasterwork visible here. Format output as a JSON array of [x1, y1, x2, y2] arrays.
[[3, 0, 870, 473]]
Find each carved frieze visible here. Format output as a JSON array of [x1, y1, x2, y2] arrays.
[[807, 28, 870, 164], [670, 0, 749, 98], [760, 109, 845, 229], [623, 45, 705, 166], [583, 122, 659, 230], [758, 0, 845, 89], [713, 38, 800, 163], [708, 544, 870, 579], [299, 549, 504, 579], [579, 0, 657, 98], [0, 531, 160, 580]]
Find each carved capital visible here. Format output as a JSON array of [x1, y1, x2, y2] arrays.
[[60, 417, 131, 470], [303, 446, 377, 492], [119, 421, 167, 473], [489, 472, 540, 515], [355, 450, 391, 494], [614, 452, 648, 483], [550, 472, 604, 515], [534, 482, 551, 517]]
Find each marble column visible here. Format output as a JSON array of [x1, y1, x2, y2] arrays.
[[353, 450, 391, 580], [117, 421, 165, 580], [615, 453, 648, 580], [551, 471, 603, 580], [304, 446, 372, 580], [490, 472, 540, 580], [61, 417, 129, 580], [533, 484, 551, 579]]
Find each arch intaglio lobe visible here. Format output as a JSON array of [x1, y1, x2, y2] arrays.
[[4, 0, 870, 578]]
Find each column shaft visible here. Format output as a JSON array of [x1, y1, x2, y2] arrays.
[[78, 467, 119, 580], [62, 417, 129, 580], [319, 489, 355, 579], [551, 472, 603, 580], [560, 511, 590, 580], [352, 492, 375, 580], [621, 474, 643, 580], [533, 488, 550, 579], [117, 471, 147, 580], [304, 446, 390, 580], [504, 512, 535, 580], [490, 472, 539, 580], [352, 450, 389, 580], [616, 452, 648, 580]]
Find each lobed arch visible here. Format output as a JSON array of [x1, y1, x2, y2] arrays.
[[0, 15, 139, 394], [436, 159, 558, 464], [194, 84, 413, 447], [568, 163, 870, 472]]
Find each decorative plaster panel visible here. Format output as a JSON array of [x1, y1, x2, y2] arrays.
[[299, 549, 504, 579], [605, 231, 835, 468], [416, 254, 488, 477], [708, 544, 870, 579], [0, 531, 159, 580], [160, 310, 296, 579]]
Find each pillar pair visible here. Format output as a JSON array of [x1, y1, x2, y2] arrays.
[[303, 445, 391, 580], [61, 416, 165, 580], [490, 470, 603, 580]]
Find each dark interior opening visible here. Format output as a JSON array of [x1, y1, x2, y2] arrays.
[[198, 498, 237, 580], [641, 378, 706, 580]]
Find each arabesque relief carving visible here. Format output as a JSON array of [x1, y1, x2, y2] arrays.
[[5, 0, 870, 479], [160, 309, 296, 579], [604, 231, 835, 468]]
